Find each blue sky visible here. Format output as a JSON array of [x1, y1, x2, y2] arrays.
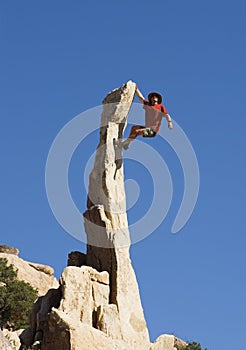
[[1, 1, 246, 349]]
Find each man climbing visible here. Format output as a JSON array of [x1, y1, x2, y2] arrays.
[[121, 85, 173, 150]]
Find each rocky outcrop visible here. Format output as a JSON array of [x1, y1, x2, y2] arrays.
[[21, 266, 126, 349], [0, 330, 13, 350], [41, 310, 123, 350], [20, 264, 186, 349], [0, 245, 19, 255], [150, 334, 187, 350], [16, 82, 187, 350], [0, 329, 22, 350], [83, 80, 150, 349], [0, 247, 59, 296]]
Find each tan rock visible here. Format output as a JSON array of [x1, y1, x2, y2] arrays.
[[85, 80, 136, 221], [84, 81, 150, 349], [59, 266, 94, 325], [92, 281, 110, 307], [19, 82, 187, 350], [0, 245, 19, 255], [150, 334, 174, 350], [42, 308, 125, 350], [150, 334, 187, 350], [174, 337, 187, 349], [59, 266, 110, 324], [0, 252, 59, 296], [0, 330, 14, 350], [27, 262, 54, 276], [2, 329, 21, 350], [96, 304, 123, 340], [21, 265, 112, 348], [86, 265, 110, 285]]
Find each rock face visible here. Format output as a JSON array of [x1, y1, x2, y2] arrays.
[[0, 245, 19, 255], [150, 334, 187, 350], [20, 266, 126, 349], [16, 82, 187, 350], [83, 80, 150, 349], [0, 330, 15, 350], [0, 329, 24, 350], [0, 248, 59, 296], [20, 265, 186, 350]]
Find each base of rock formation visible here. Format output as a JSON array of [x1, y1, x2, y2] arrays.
[[19, 260, 186, 350]]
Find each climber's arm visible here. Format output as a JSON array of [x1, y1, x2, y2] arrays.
[[135, 85, 146, 104], [165, 114, 173, 129]]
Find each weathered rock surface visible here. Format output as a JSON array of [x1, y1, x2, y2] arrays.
[[95, 304, 122, 339], [42, 309, 126, 350], [20, 266, 116, 349], [150, 334, 187, 350], [12, 82, 187, 350], [20, 264, 188, 349], [0, 245, 19, 255], [0, 329, 22, 350], [60, 266, 110, 325], [0, 330, 15, 350], [83, 80, 150, 349], [0, 251, 59, 296], [27, 262, 54, 276]]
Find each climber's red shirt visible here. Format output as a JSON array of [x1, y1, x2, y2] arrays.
[[143, 100, 168, 133]]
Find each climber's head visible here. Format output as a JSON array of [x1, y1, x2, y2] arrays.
[[148, 92, 162, 105]]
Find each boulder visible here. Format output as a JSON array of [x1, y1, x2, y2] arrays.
[[0, 252, 59, 296], [42, 308, 125, 350], [0, 330, 14, 350], [27, 262, 54, 276], [95, 304, 123, 340], [0, 329, 21, 350], [150, 334, 187, 350], [21, 266, 112, 348], [0, 245, 19, 255], [59, 266, 110, 325]]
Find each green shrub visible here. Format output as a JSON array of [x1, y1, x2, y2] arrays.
[[180, 341, 208, 350], [0, 257, 17, 283], [0, 258, 38, 330]]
